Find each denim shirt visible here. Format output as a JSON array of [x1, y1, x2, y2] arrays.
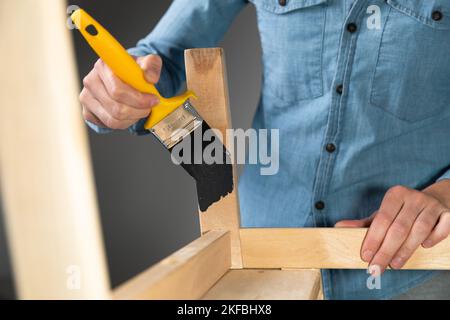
[[91, 0, 450, 299]]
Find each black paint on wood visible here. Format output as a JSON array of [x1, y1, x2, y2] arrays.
[[169, 121, 234, 212]]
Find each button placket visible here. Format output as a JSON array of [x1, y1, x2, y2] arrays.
[[326, 143, 337, 153], [310, 0, 370, 300], [347, 22, 358, 33], [315, 201, 325, 210], [311, 0, 367, 223]]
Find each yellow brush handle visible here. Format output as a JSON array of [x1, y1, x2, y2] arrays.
[[71, 9, 196, 129]]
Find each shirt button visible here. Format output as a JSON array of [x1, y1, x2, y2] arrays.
[[347, 23, 358, 33], [326, 143, 336, 153], [432, 11, 443, 21], [315, 201, 325, 210], [336, 84, 343, 95], [279, 0, 287, 6]]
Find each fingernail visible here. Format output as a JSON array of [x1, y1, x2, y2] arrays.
[[423, 240, 432, 248], [362, 250, 374, 262], [391, 257, 404, 269], [368, 264, 382, 276]]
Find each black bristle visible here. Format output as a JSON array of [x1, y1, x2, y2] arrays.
[[169, 121, 234, 212]]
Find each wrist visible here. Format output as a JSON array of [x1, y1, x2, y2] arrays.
[[423, 179, 450, 209]]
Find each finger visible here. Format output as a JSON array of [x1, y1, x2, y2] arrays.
[[335, 212, 375, 228], [361, 186, 407, 262], [80, 88, 106, 127], [95, 59, 159, 109], [423, 211, 450, 248], [89, 98, 136, 130], [136, 54, 163, 84], [84, 69, 150, 121], [80, 87, 135, 130], [370, 195, 426, 272], [390, 204, 442, 269]]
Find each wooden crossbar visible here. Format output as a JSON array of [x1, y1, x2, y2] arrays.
[[240, 228, 450, 270]]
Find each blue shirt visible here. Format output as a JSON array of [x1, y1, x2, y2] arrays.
[[91, 0, 450, 299]]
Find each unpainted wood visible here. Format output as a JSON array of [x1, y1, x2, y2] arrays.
[[185, 48, 243, 269], [202, 269, 322, 300], [113, 231, 231, 300], [241, 228, 450, 270], [281, 268, 324, 300], [0, 0, 110, 299]]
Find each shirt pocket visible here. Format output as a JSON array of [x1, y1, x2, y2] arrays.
[[370, 0, 450, 123], [249, 0, 327, 104]]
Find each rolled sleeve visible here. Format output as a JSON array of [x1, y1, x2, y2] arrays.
[[85, 119, 150, 136], [128, 0, 247, 98], [86, 121, 113, 134], [437, 168, 450, 182]]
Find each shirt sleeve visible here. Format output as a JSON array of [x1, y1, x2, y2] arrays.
[[88, 0, 247, 136]]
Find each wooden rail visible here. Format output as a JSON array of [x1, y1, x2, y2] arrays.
[[240, 228, 450, 270]]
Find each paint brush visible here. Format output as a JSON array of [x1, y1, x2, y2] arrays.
[[71, 9, 233, 212]]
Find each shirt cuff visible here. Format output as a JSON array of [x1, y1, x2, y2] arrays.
[[86, 120, 113, 134], [127, 118, 151, 136], [86, 119, 150, 136], [437, 168, 450, 182]]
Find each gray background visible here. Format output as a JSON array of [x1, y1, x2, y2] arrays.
[[0, 0, 260, 299]]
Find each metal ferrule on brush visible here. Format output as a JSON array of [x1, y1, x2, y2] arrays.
[[149, 100, 203, 150]]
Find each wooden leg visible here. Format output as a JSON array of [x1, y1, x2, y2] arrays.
[[185, 49, 243, 269], [0, 0, 110, 299]]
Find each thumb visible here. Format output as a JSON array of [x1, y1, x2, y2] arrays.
[[335, 212, 376, 228], [136, 54, 162, 84]]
